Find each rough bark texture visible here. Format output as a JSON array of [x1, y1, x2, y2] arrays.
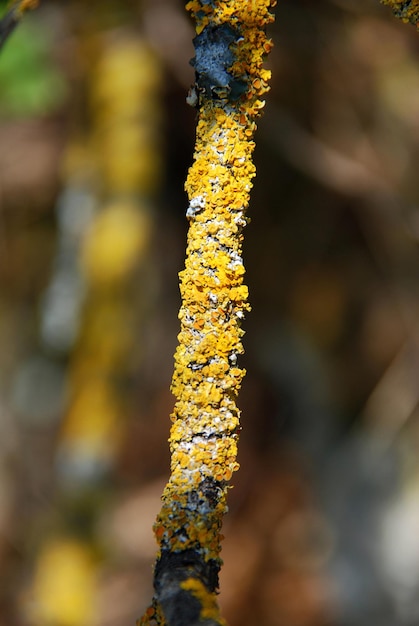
[[139, 1, 274, 625]]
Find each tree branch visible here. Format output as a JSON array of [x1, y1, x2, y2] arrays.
[[139, 0, 274, 624]]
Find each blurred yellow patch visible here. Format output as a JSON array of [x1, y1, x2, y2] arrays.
[[63, 379, 122, 454], [81, 201, 151, 286], [30, 539, 97, 626]]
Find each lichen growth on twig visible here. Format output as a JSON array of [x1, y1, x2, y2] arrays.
[[381, 0, 419, 26], [140, 1, 274, 625]]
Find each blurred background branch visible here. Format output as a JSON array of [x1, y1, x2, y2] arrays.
[[0, 0, 38, 50]]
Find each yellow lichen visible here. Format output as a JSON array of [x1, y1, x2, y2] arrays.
[[381, 0, 419, 26], [154, 12, 271, 557], [180, 578, 227, 624], [14, 0, 39, 16], [143, 1, 274, 624]]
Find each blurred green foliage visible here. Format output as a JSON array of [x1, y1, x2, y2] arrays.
[[0, 0, 10, 17], [0, 16, 67, 118]]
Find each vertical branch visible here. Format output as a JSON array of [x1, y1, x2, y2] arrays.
[[381, 0, 419, 25], [141, 1, 274, 625], [28, 36, 162, 626]]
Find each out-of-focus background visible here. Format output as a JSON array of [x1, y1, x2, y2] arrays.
[[1, 0, 419, 624]]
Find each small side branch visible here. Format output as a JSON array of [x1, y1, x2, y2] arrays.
[[0, 0, 38, 50]]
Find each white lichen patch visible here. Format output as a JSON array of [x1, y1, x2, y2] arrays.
[[186, 194, 207, 218]]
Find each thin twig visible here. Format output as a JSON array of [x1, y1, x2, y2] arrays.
[[0, 0, 39, 51]]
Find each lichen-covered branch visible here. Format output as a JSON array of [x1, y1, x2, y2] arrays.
[[140, 1, 274, 625], [381, 0, 419, 26]]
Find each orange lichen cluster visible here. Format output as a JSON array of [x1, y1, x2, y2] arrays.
[[10, 0, 39, 16], [151, 0, 274, 593], [138, 603, 166, 626], [381, 0, 419, 26]]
